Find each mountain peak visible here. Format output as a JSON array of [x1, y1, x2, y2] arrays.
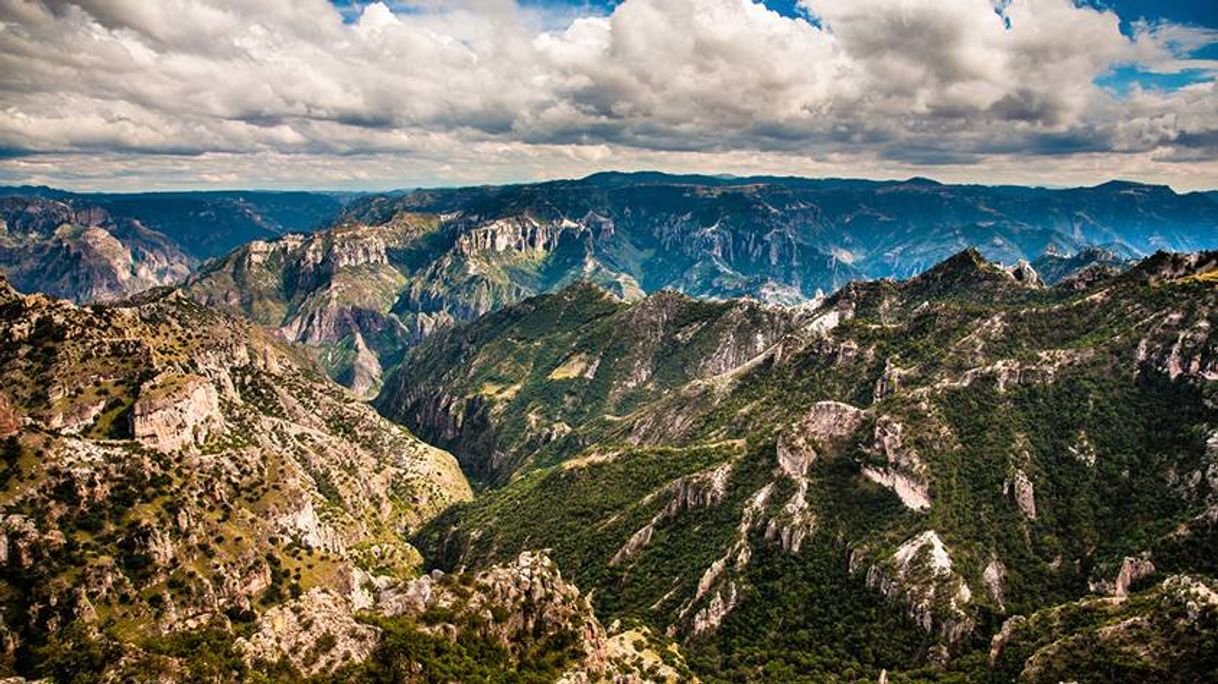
[[1091, 179, 1175, 195], [930, 246, 989, 273], [902, 247, 1041, 301]]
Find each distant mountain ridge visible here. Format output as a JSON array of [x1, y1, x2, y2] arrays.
[[183, 172, 1218, 391], [0, 188, 349, 304], [0, 187, 350, 259], [0, 195, 193, 303]]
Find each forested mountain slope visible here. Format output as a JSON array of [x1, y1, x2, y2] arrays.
[[381, 249, 1218, 681]]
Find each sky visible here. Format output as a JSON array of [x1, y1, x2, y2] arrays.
[[0, 0, 1216, 191]]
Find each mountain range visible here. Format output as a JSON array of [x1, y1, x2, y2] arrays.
[[382, 248, 1218, 681], [181, 173, 1218, 394], [0, 275, 680, 682], [0, 174, 1216, 681], [0, 189, 347, 304]]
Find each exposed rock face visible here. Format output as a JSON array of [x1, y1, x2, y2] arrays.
[[1005, 260, 1044, 287], [612, 459, 736, 565], [988, 615, 1027, 665], [777, 400, 865, 480], [455, 216, 569, 256], [590, 626, 688, 684], [380, 552, 612, 674], [763, 402, 867, 557], [1091, 556, 1157, 598], [44, 398, 106, 435], [1005, 469, 1038, 520], [862, 531, 974, 644], [984, 558, 1007, 611], [346, 331, 383, 397], [1067, 431, 1098, 467], [0, 197, 193, 304], [131, 374, 223, 452], [1136, 310, 1218, 382], [764, 480, 815, 554], [691, 582, 739, 636], [861, 417, 932, 511], [873, 357, 914, 401]]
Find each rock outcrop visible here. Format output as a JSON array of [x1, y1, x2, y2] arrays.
[[385, 552, 609, 670], [239, 589, 380, 677], [131, 373, 224, 452], [777, 400, 865, 480], [861, 417, 932, 511], [1091, 555, 1157, 598], [861, 531, 974, 644], [1005, 469, 1038, 520]]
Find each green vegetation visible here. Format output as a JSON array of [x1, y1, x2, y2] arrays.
[[326, 614, 578, 684], [691, 536, 934, 682], [399, 253, 1218, 681]]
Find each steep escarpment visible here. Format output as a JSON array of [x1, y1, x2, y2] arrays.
[[187, 218, 438, 396], [402, 249, 1218, 680], [0, 278, 479, 680]]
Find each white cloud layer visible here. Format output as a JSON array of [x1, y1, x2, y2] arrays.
[[0, 0, 1215, 189]]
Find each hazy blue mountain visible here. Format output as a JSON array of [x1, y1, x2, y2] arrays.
[[0, 186, 348, 260], [0, 188, 350, 303]]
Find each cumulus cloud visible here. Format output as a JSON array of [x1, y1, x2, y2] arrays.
[[0, 0, 1215, 189]]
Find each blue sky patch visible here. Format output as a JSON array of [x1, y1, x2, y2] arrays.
[[329, 0, 1218, 28], [1096, 65, 1215, 95]]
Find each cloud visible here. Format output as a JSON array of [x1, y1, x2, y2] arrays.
[[0, 0, 1215, 189]]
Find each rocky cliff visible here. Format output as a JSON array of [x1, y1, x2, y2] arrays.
[[236, 550, 690, 681]]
